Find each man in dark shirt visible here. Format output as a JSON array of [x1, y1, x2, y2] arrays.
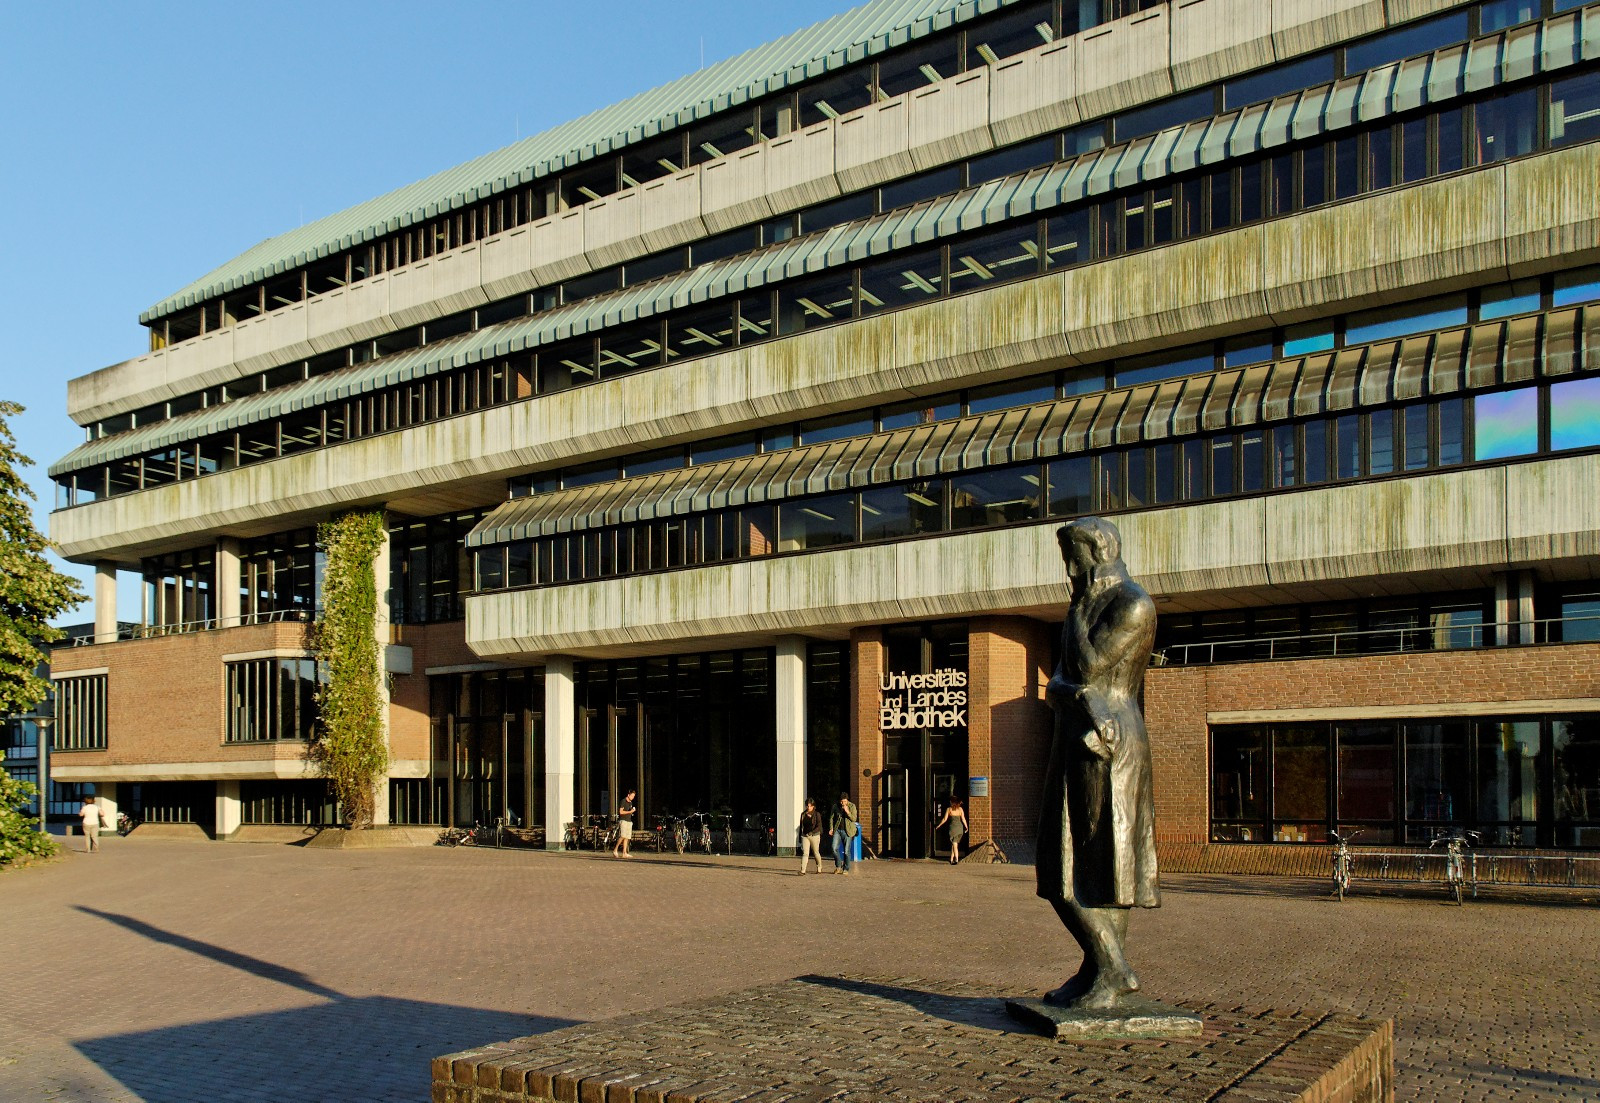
[[614, 789, 636, 858]]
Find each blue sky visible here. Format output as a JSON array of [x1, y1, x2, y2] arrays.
[[0, 0, 851, 621]]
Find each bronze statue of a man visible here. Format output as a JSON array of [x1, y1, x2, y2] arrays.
[[1038, 517, 1159, 1010]]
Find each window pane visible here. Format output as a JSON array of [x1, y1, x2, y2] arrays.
[[776, 272, 854, 334], [950, 466, 1041, 529], [1405, 721, 1470, 832], [1345, 11, 1469, 72], [860, 481, 946, 541], [799, 411, 873, 446], [1336, 722, 1396, 824], [880, 166, 961, 211], [1437, 397, 1465, 465], [598, 322, 664, 377], [1553, 266, 1600, 308], [1114, 344, 1212, 387], [1046, 456, 1094, 516], [857, 248, 944, 314], [1346, 295, 1468, 344], [1368, 409, 1395, 475], [778, 493, 857, 550], [1479, 278, 1540, 321], [1333, 414, 1361, 480], [1115, 88, 1213, 143], [1212, 726, 1268, 839], [1273, 725, 1329, 839], [1472, 87, 1539, 165], [967, 4, 1056, 68], [736, 292, 775, 344], [1210, 435, 1235, 496], [967, 136, 1056, 186], [1476, 720, 1541, 844], [1551, 377, 1600, 452], [967, 380, 1054, 415], [1403, 404, 1429, 470], [1044, 209, 1091, 269], [665, 304, 736, 361], [1550, 71, 1600, 149], [880, 394, 960, 430], [1224, 52, 1335, 110], [1552, 717, 1600, 845], [1473, 387, 1539, 460], [1283, 322, 1334, 356], [948, 223, 1041, 291]]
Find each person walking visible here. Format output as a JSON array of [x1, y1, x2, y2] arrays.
[[79, 796, 105, 853], [935, 797, 968, 865], [613, 788, 636, 858], [829, 791, 859, 875], [797, 797, 823, 874]]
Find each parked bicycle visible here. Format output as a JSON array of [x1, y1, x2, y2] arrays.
[[680, 811, 714, 855], [1431, 828, 1481, 904], [437, 825, 471, 847], [745, 812, 777, 856], [115, 811, 140, 837], [1330, 829, 1361, 901]]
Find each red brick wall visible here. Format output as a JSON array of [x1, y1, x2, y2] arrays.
[[49, 623, 314, 770], [849, 627, 885, 841], [388, 622, 481, 763], [967, 616, 1053, 851], [1146, 642, 1600, 846]]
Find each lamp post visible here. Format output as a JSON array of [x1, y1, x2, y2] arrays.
[[34, 715, 53, 836]]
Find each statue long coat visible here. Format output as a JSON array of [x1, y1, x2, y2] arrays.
[[1036, 575, 1160, 909]]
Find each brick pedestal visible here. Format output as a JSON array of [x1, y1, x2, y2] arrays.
[[433, 975, 1393, 1103]]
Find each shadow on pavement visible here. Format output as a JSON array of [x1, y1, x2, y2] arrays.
[[72, 907, 575, 1103], [798, 974, 1025, 1034], [1162, 874, 1600, 909]]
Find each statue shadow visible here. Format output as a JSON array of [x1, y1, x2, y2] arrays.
[[796, 975, 1027, 1035], [71, 907, 574, 1103]]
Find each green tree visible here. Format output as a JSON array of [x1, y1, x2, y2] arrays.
[[1, 751, 57, 865], [0, 401, 85, 715], [0, 400, 80, 864], [307, 510, 388, 828]]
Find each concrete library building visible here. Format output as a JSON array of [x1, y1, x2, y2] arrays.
[[47, 0, 1600, 869]]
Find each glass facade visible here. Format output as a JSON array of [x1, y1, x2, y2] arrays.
[[1212, 714, 1600, 847], [428, 667, 543, 830]]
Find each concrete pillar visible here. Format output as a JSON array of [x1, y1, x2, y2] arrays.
[[94, 783, 118, 836], [774, 637, 807, 857], [544, 656, 576, 849], [215, 538, 242, 628], [215, 780, 241, 839], [370, 521, 392, 827], [1493, 570, 1537, 646], [94, 563, 118, 644]]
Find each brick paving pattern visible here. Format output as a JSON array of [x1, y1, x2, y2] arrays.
[[2, 839, 1596, 1102], [434, 977, 1390, 1102]]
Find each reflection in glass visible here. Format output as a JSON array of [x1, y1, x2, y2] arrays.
[[1477, 720, 1541, 845], [1474, 388, 1539, 460], [860, 482, 945, 542], [1550, 378, 1600, 452], [1405, 721, 1470, 837], [1273, 726, 1329, 841], [1337, 722, 1397, 823], [1553, 717, 1600, 846], [1212, 726, 1268, 841], [950, 467, 1040, 529]]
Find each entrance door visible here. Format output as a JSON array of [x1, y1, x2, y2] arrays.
[[577, 705, 642, 829]]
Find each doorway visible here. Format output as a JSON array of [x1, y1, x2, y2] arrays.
[[577, 704, 645, 826]]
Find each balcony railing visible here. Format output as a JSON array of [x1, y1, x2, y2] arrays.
[[75, 606, 316, 644], [1155, 614, 1600, 667]]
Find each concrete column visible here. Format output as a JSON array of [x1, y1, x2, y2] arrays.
[[1493, 570, 1537, 646], [1515, 570, 1536, 645], [94, 784, 118, 836], [544, 656, 576, 849], [215, 538, 242, 628], [774, 636, 807, 857], [215, 780, 241, 839], [370, 521, 392, 827], [94, 563, 118, 644]]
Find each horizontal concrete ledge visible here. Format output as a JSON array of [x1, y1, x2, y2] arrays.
[[1208, 696, 1600, 723], [55, 143, 1600, 563], [50, 758, 430, 782], [466, 456, 1600, 661]]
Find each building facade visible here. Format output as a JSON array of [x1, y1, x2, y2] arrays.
[[48, 0, 1600, 866]]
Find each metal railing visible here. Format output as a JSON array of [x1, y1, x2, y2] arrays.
[[76, 606, 316, 644], [1338, 848, 1600, 893], [1156, 614, 1600, 667]]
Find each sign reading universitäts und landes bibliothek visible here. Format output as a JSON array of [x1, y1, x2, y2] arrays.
[[878, 668, 967, 730]]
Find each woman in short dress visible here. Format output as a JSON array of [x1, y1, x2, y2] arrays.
[[935, 797, 967, 865]]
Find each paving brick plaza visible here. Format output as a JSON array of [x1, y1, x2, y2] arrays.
[[2, 838, 1595, 1102]]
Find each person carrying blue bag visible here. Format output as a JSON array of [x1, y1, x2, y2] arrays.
[[829, 792, 859, 875]]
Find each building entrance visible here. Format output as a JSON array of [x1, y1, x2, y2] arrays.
[[577, 704, 645, 825], [430, 668, 543, 830], [877, 622, 968, 859]]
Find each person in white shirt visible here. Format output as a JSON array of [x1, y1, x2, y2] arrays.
[[79, 797, 105, 853]]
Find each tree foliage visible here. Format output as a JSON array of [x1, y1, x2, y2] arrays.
[[0, 401, 85, 716], [307, 510, 387, 828], [0, 752, 59, 866]]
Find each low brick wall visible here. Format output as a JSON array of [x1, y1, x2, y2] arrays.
[[432, 975, 1393, 1103]]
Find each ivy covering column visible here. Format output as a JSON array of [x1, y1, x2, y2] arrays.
[[308, 510, 387, 829]]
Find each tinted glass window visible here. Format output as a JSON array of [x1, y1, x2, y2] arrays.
[[1474, 387, 1539, 460], [1224, 52, 1335, 110], [1345, 12, 1469, 73]]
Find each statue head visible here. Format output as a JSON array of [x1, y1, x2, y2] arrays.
[[1057, 517, 1125, 592]]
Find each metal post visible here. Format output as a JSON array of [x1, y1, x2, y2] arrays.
[[35, 717, 52, 835]]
